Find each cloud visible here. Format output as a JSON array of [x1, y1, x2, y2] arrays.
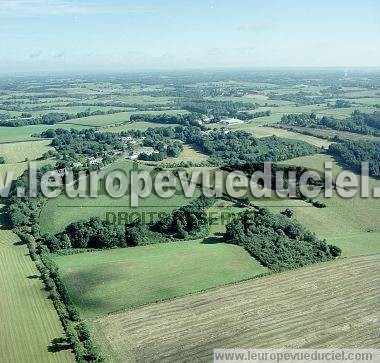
[[29, 49, 42, 58], [207, 48, 225, 56], [51, 51, 66, 58], [0, 0, 158, 18]]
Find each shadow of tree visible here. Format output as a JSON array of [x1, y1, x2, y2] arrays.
[[48, 337, 71, 353], [202, 236, 224, 244], [27, 274, 39, 279]]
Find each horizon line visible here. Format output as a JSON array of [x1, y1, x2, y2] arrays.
[[2, 65, 380, 77]]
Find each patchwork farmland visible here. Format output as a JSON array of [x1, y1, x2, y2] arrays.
[[1, 68, 379, 363]]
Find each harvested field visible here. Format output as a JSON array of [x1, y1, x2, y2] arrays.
[[94, 254, 380, 362]]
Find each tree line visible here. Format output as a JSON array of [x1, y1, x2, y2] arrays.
[[17, 232, 103, 362], [41, 196, 214, 252], [281, 111, 380, 136], [0, 108, 123, 127]]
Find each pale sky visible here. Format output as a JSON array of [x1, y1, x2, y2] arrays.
[[1, 0, 380, 73]]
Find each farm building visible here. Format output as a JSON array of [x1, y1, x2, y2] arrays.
[[219, 118, 243, 126], [127, 147, 159, 159]]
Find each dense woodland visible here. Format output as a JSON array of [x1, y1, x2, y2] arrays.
[[223, 208, 341, 271]]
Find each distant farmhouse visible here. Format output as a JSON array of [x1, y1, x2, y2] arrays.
[[87, 156, 102, 165], [127, 146, 159, 160], [219, 118, 243, 126]]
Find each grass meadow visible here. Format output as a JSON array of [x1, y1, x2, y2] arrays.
[[273, 153, 380, 257], [0, 124, 90, 143], [39, 159, 201, 234], [61, 109, 188, 127], [230, 123, 331, 148], [0, 140, 52, 163], [100, 121, 168, 133], [54, 240, 267, 319]]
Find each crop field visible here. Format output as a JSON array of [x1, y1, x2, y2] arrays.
[[39, 159, 201, 234], [93, 254, 380, 362], [0, 206, 74, 363], [55, 240, 267, 319]]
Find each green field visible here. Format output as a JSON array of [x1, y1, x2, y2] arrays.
[[0, 140, 52, 163], [2, 73, 380, 361], [280, 125, 380, 142], [0, 206, 74, 363], [39, 159, 201, 234], [272, 153, 380, 257], [0, 124, 90, 143], [101, 121, 168, 132], [159, 144, 208, 164], [55, 239, 267, 319], [93, 254, 380, 362], [61, 109, 188, 127], [229, 123, 331, 148]]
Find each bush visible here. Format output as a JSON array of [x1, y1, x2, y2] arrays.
[[329, 244, 342, 257]]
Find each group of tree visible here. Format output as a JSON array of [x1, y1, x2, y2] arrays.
[[328, 139, 380, 176], [129, 113, 202, 127], [251, 110, 271, 118], [40, 128, 124, 167], [332, 99, 351, 108], [41, 196, 214, 252], [176, 99, 254, 118], [223, 208, 341, 272], [7, 165, 52, 228], [281, 111, 380, 136], [268, 91, 326, 105], [222, 162, 324, 198], [138, 128, 184, 161]]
